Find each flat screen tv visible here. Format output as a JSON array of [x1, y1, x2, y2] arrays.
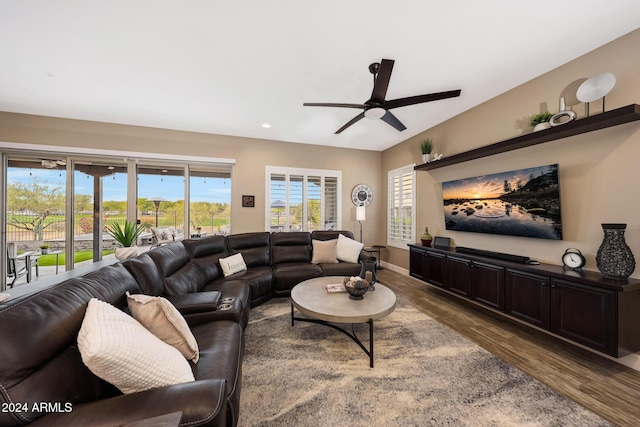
[[442, 164, 562, 240]]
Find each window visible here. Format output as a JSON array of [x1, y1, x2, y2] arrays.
[[2, 145, 233, 290], [388, 164, 415, 249], [266, 166, 341, 232]]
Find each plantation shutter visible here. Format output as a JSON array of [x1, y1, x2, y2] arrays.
[[266, 167, 341, 232], [388, 165, 415, 248]]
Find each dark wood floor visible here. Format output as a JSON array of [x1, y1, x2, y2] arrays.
[[378, 268, 640, 426]]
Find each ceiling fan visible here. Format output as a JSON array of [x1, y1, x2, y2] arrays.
[[304, 59, 461, 134]]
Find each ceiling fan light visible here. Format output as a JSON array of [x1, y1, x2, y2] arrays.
[[364, 107, 386, 119]]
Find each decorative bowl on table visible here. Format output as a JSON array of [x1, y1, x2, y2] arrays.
[[343, 276, 369, 300]]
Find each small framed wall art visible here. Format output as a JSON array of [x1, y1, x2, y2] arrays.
[[242, 195, 255, 208]]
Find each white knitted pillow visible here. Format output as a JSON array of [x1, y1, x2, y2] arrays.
[[126, 292, 199, 363], [336, 233, 364, 263], [77, 298, 195, 394]]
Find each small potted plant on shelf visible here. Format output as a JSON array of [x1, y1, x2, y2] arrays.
[[529, 112, 553, 132], [39, 243, 50, 254], [105, 220, 146, 260], [420, 138, 434, 163]]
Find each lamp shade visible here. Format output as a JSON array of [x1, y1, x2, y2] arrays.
[[356, 206, 366, 221]]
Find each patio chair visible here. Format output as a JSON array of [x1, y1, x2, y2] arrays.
[[6, 249, 27, 288]]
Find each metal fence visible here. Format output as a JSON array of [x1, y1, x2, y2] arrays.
[[6, 212, 128, 243]]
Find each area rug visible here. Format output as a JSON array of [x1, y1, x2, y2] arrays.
[[238, 298, 611, 427]]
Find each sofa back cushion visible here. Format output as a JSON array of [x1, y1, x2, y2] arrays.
[[226, 232, 271, 268], [0, 264, 140, 426], [311, 230, 356, 241], [148, 242, 204, 296], [271, 232, 312, 264], [122, 253, 164, 295], [183, 236, 229, 283]]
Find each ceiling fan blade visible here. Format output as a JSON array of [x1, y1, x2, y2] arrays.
[[385, 89, 461, 110], [380, 110, 406, 132], [370, 59, 394, 102], [335, 112, 365, 134], [303, 102, 366, 109]]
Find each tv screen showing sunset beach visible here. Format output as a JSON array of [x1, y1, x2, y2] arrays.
[[442, 164, 562, 240]]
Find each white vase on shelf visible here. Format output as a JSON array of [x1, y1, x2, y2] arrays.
[[422, 153, 431, 163], [533, 122, 551, 132]]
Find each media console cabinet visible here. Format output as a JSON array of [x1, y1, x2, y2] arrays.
[[408, 244, 640, 358]]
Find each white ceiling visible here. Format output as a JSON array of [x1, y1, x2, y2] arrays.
[[1, 1, 639, 152]]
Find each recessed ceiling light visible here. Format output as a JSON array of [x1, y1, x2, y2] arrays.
[[262, 123, 271, 128]]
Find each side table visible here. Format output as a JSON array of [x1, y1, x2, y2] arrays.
[[47, 250, 64, 274], [364, 245, 386, 270]]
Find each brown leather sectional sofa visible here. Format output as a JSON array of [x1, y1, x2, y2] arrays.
[[0, 230, 371, 427]]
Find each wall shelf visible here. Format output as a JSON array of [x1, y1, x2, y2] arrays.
[[415, 104, 640, 171]]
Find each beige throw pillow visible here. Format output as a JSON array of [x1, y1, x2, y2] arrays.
[[77, 298, 195, 395], [126, 292, 199, 363], [311, 239, 339, 264], [336, 233, 364, 263], [219, 253, 247, 277]]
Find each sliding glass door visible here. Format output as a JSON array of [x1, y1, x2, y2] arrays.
[[137, 165, 185, 237], [73, 160, 128, 267], [5, 156, 67, 276], [2, 151, 233, 290], [189, 168, 231, 236]]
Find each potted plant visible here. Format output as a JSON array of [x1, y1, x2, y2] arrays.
[[105, 220, 146, 260], [39, 243, 50, 254], [420, 138, 434, 163], [529, 112, 553, 132]]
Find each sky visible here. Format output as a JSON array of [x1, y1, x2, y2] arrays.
[[442, 165, 553, 200], [8, 168, 231, 203]]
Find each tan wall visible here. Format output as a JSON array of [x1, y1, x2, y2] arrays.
[[0, 114, 383, 247], [382, 28, 640, 278]]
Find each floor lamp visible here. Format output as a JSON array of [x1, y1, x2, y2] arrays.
[[356, 206, 366, 243]]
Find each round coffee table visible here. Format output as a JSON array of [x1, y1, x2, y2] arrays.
[[290, 276, 396, 367]]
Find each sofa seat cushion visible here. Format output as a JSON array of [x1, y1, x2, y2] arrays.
[[191, 320, 244, 427], [319, 261, 363, 278], [77, 299, 195, 395], [214, 266, 273, 307], [165, 291, 222, 315], [272, 262, 322, 294]]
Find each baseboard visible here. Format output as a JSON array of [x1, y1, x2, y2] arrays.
[[379, 261, 408, 276]]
